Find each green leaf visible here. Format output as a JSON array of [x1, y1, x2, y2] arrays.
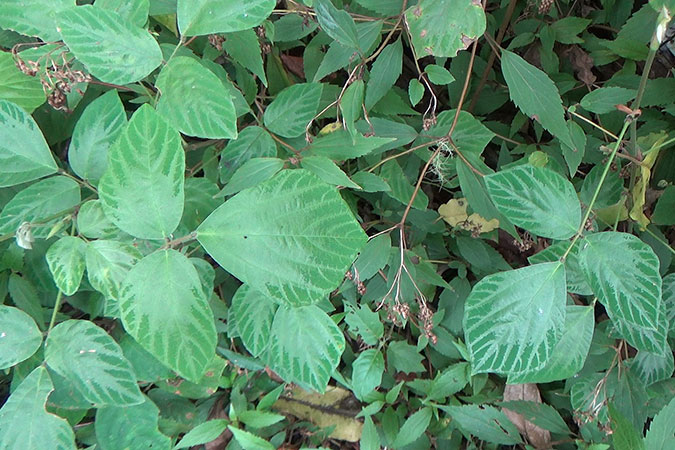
[[175, 419, 228, 449], [392, 407, 432, 448], [46, 236, 86, 295], [85, 240, 142, 303], [219, 126, 277, 183], [340, 79, 364, 138], [0, 367, 76, 450], [405, 0, 486, 58], [500, 400, 571, 434], [428, 363, 470, 400], [350, 171, 391, 192], [263, 83, 323, 138], [229, 284, 277, 357], [562, 120, 586, 176], [0, 52, 45, 112], [652, 185, 675, 225], [262, 305, 344, 392], [58, 5, 162, 85], [409, 79, 425, 106], [345, 304, 384, 346], [351, 349, 384, 399], [425, 109, 495, 157], [96, 0, 149, 28], [238, 410, 285, 428], [365, 38, 403, 110], [8, 274, 44, 330], [177, 0, 275, 37], [68, 90, 127, 185], [629, 347, 674, 386], [0, 305, 42, 370], [609, 403, 645, 450], [156, 56, 237, 139], [644, 396, 675, 450], [119, 249, 217, 382], [579, 232, 663, 353], [76, 200, 118, 239], [354, 234, 391, 280], [380, 160, 429, 210], [0, 0, 73, 42], [228, 426, 275, 450], [580, 87, 636, 114], [0, 99, 57, 187], [0, 176, 81, 238], [464, 262, 567, 376], [301, 155, 360, 188], [501, 50, 573, 148], [580, 164, 624, 210], [485, 165, 581, 240], [98, 104, 185, 240], [216, 157, 285, 197], [529, 239, 592, 295], [387, 341, 425, 373], [95, 397, 171, 450], [44, 320, 144, 406], [198, 170, 367, 307], [550, 17, 591, 44], [307, 131, 394, 160], [426, 64, 455, 85], [441, 404, 522, 445], [360, 416, 380, 450], [222, 29, 267, 86], [314, 0, 361, 50]]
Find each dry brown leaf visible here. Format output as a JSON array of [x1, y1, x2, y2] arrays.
[[565, 45, 596, 86], [502, 383, 552, 449]]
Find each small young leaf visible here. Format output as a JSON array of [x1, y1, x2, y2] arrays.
[[365, 38, 403, 110], [408, 79, 425, 106], [223, 28, 267, 86], [178, 0, 276, 36], [340, 79, 364, 138], [219, 126, 277, 183], [387, 341, 425, 373], [392, 407, 433, 448], [314, 0, 361, 50], [228, 426, 275, 450], [380, 160, 429, 210], [580, 87, 636, 114], [216, 157, 285, 197], [350, 171, 391, 193], [46, 236, 86, 296], [360, 416, 380, 450], [351, 349, 384, 399], [0, 305, 42, 370], [441, 404, 522, 445], [307, 131, 394, 160], [426, 64, 455, 85], [175, 419, 228, 449], [263, 83, 323, 138], [301, 156, 361, 188]]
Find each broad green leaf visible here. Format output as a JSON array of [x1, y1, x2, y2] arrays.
[[579, 232, 663, 353], [529, 240, 592, 295], [96, 0, 149, 28], [119, 249, 217, 382], [197, 170, 367, 307], [219, 126, 277, 183], [85, 240, 142, 303], [301, 155, 360, 188], [0, 99, 57, 187], [501, 50, 573, 148], [229, 284, 278, 357], [77, 200, 119, 239], [580, 164, 624, 210], [354, 234, 391, 280], [580, 87, 636, 114], [485, 165, 581, 240], [68, 90, 127, 185], [216, 157, 285, 197], [644, 396, 675, 450], [508, 305, 594, 384], [440, 404, 522, 445], [365, 38, 403, 110], [179, 178, 220, 232], [345, 304, 384, 346], [262, 305, 345, 392], [562, 120, 586, 176], [96, 397, 171, 450], [426, 64, 455, 85], [499, 401, 570, 435], [550, 17, 591, 44], [392, 407, 433, 448], [0, 367, 76, 450], [0, 0, 74, 42], [425, 109, 495, 157], [652, 185, 675, 225], [405, 0, 486, 58], [361, 416, 379, 450], [223, 29, 267, 86], [314, 0, 361, 50], [0, 176, 81, 238], [46, 236, 86, 295], [98, 104, 185, 240], [307, 131, 394, 160], [237, 410, 285, 428], [175, 419, 228, 449], [118, 333, 173, 383], [351, 349, 384, 400], [350, 171, 391, 192], [629, 346, 674, 386], [228, 426, 275, 450], [177, 0, 275, 36], [44, 320, 144, 406], [609, 404, 645, 450], [263, 83, 323, 138], [464, 262, 567, 376], [387, 341, 425, 373], [0, 305, 42, 370], [340, 79, 364, 138], [156, 56, 237, 139], [380, 160, 429, 210], [355, 0, 404, 16], [0, 52, 45, 112], [58, 5, 162, 85], [428, 363, 470, 400], [8, 274, 44, 330]]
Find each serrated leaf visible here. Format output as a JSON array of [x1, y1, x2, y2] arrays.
[[629, 346, 674, 386], [350, 171, 391, 192], [345, 304, 384, 346], [499, 400, 570, 435], [301, 156, 360, 188], [46, 236, 86, 295], [405, 0, 486, 58], [219, 126, 277, 183], [392, 407, 433, 448], [0, 176, 81, 238], [45, 320, 144, 406], [442, 404, 522, 445], [485, 165, 581, 240], [95, 397, 171, 450], [380, 160, 428, 210], [263, 83, 323, 138], [579, 232, 663, 353], [175, 419, 228, 449], [228, 426, 275, 450], [314, 0, 361, 50], [562, 120, 586, 176], [0, 0, 73, 42], [644, 396, 675, 450], [156, 56, 237, 139], [98, 104, 185, 240], [409, 79, 424, 106], [7, 274, 44, 330], [464, 262, 567, 376], [580, 87, 636, 114], [580, 164, 624, 210], [198, 170, 367, 307], [222, 28, 267, 86], [0, 99, 57, 187], [262, 305, 345, 392], [0, 305, 42, 370], [229, 284, 277, 357], [85, 240, 142, 303], [387, 341, 425, 373], [307, 131, 394, 160], [351, 349, 384, 399], [501, 50, 573, 148], [68, 90, 127, 185], [529, 240, 592, 295], [119, 249, 217, 382], [0, 52, 45, 112], [609, 403, 645, 450], [216, 157, 285, 197], [178, 0, 275, 36], [340, 79, 364, 138], [58, 5, 162, 85], [365, 38, 403, 110]]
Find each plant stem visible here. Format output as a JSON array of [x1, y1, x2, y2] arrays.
[[160, 232, 198, 250], [47, 291, 64, 335]]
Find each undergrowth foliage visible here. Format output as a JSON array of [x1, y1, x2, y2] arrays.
[[0, 0, 674, 449]]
